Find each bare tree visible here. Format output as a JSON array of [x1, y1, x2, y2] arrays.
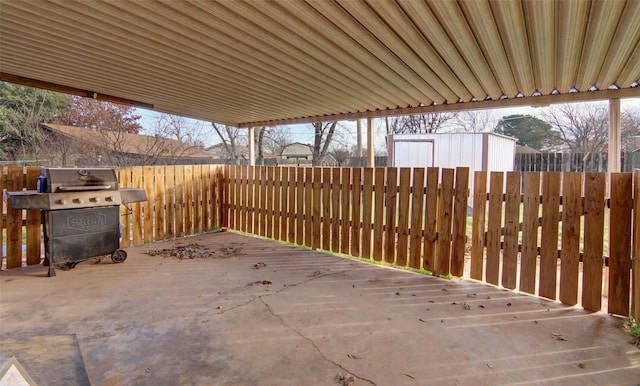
[[329, 146, 352, 166], [211, 123, 246, 164], [312, 121, 337, 166], [385, 112, 459, 135], [542, 103, 609, 153], [153, 113, 207, 148], [453, 110, 495, 133], [262, 126, 292, 156]]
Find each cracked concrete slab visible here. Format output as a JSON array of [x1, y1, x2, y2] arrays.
[[1, 232, 639, 385]]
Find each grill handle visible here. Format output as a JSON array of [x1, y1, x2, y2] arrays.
[[56, 185, 111, 192]]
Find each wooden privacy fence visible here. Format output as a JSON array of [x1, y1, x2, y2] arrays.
[[225, 165, 469, 276], [470, 170, 640, 319], [1, 165, 226, 269]]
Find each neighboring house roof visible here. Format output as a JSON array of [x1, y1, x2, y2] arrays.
[[281, 142, 313, 157], [516, 145, 541, 154], [43, 124, 213, 158]]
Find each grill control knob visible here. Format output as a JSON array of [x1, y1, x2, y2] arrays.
[[90, 197, 99, 203], [56, 199, 66, 205], [105, 196, 114, 202], [73, 198, 83, 204]]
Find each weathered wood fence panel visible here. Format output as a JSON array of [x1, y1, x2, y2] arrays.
[[472, 170, 639, 317], [225, 166, 468, 277]]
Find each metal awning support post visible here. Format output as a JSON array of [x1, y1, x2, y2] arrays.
[[608, 98, 621, 173], [367, 117, 375, 167], [248, 126, 256, 166]]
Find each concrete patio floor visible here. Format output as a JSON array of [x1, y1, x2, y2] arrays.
[[1, 232, 639, 385]]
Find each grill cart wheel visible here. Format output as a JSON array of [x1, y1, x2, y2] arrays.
[[111, 249, 128, 263]]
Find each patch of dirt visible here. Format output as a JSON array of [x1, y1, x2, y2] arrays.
[[143, 243, 219, 260]]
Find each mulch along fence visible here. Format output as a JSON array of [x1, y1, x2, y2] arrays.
[[2, 165, 639, 320]]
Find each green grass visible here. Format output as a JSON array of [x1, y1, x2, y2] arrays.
[[627, 318, 640, 348]]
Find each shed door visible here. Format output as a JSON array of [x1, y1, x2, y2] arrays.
[[394, 140, 434, 168]]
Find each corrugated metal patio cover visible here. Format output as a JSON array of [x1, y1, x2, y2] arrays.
[[1, 0, 638, 127]]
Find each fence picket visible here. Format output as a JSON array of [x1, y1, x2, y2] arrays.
[[341, 168, 352, 255], [25, 167, 41, 265], [154, 166, 166, 241], [260, 166, 268, 237], [296, 167, 305, 245], [485, 172, 504, 285], [312, 168, 321, 249], [6, 166, 23, 268], [423, 168, 439, 272], [471, 172, 487, 280], [305, 168, 314, 246], [332, 168, 341, 253], [633, 171, 640, 320], [351, 168, 363, 257], [395, 168, 411, 267], [520, 172, 540, 294], [272, 167, 281, 240], [143, 166, 154, 243], [280, 167, 289, 241], [409, 168, 425, 269], [436, 168, 455, 276], [193, 164, 202, 234], [539, 172, 561, 300], [119, 167, 132, 247], [202, 165, 211, 231], [384, 167, 398, 264], [373, 168, 385, 262], [451, 167, 469, 277], [287, 167, 296, 243], [559, 172, 582, 306], [502, 172, 520, 290], [133, 166, 145, 243], [322, 168, 331, 250], [252, 166, 260, 235], [608, 173, 632, 316], [239, 166, 247, 232], [165, 165, 175, 239], [582, 173, 605, 311], [266, 167, 274, 239], [362, 168, 374, 260]]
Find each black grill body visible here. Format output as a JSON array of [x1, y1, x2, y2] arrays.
[[6, 167, 146, 276]]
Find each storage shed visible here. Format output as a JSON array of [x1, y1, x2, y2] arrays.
[[387, 132, 516, 173]]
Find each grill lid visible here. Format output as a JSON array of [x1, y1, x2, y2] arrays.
[[45, 168, 119, 193]]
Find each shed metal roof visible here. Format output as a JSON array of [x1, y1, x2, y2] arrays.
[[1, 0, 638, 127]]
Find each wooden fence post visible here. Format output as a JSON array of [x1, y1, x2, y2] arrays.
[[633, 170, 640, 320]]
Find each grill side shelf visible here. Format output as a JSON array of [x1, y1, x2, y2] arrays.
[[6, 190, 123, 210]]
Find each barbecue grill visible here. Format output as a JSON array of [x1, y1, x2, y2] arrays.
[[7, 167, 147, 276]]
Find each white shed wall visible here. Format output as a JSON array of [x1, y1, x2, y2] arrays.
[[486, 133, 516, 172], [388, 133, 515, 172]]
